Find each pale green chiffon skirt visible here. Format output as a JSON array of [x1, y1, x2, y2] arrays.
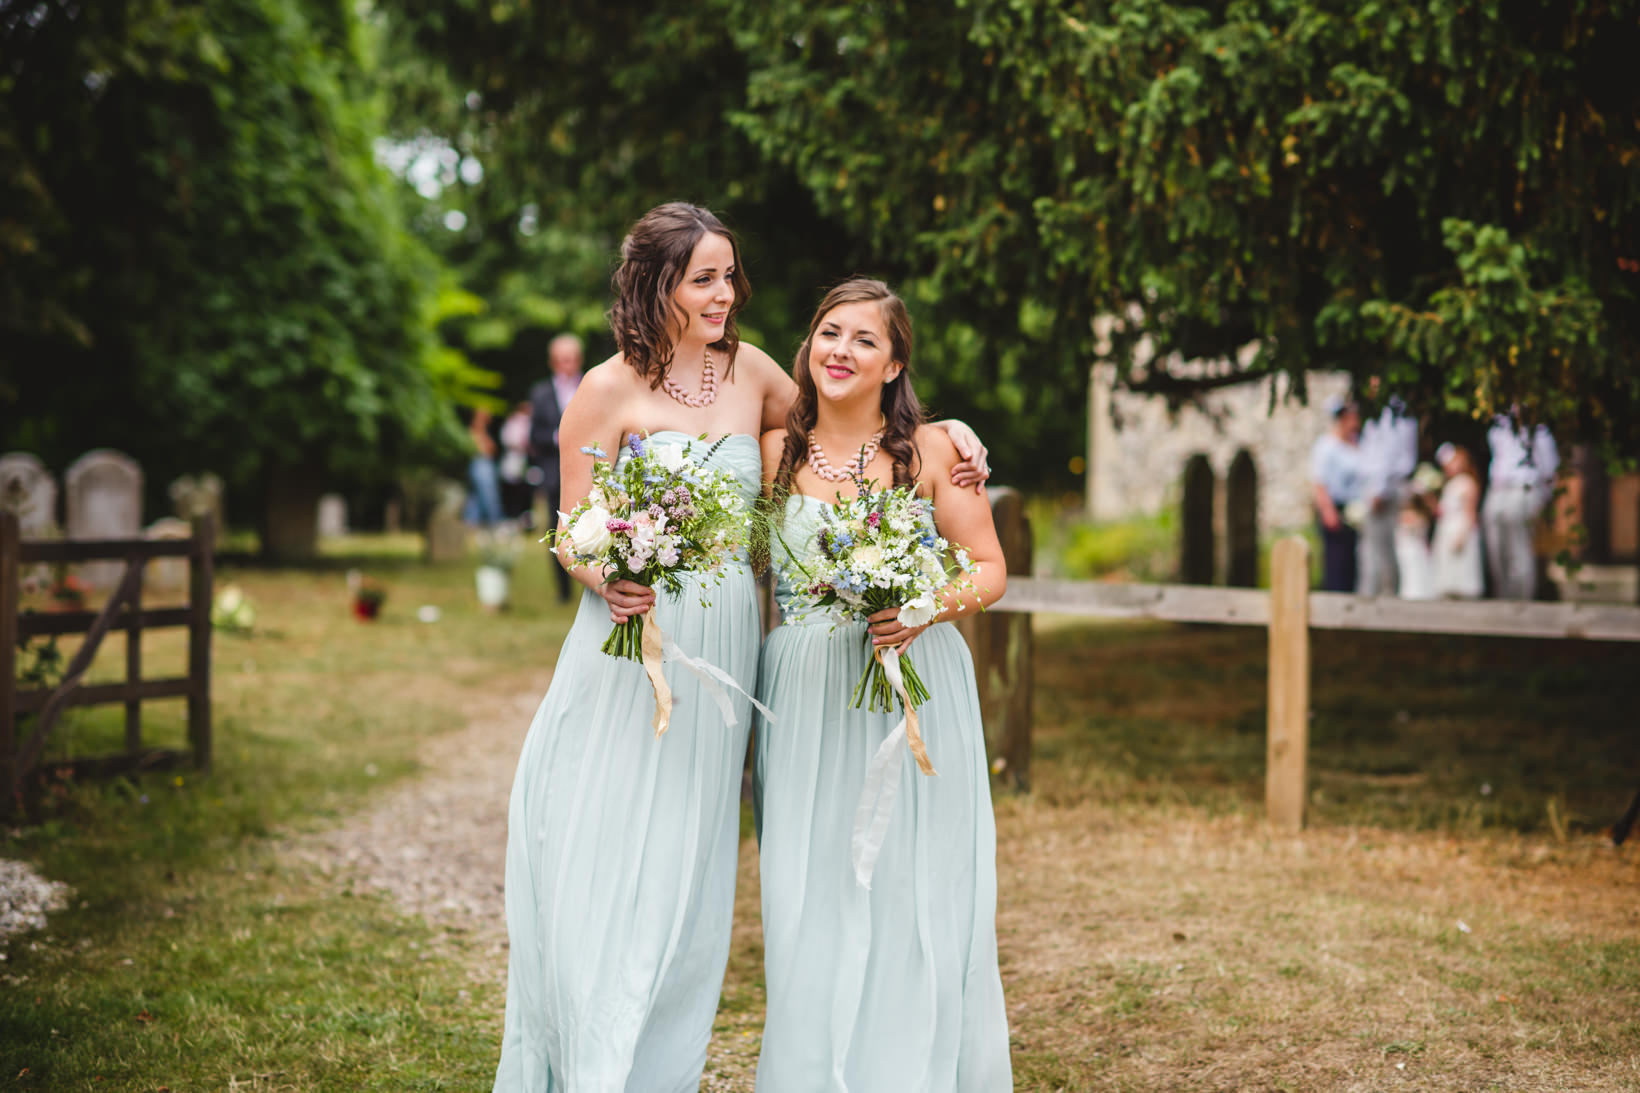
[[494, 576, 758, 1091], [754, 615, 1013, 1092]]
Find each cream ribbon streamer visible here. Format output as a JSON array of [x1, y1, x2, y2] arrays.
[[638, 614, 774, 739], [850, 646, 937, 890]]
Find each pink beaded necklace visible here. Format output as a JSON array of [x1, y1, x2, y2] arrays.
[[660, 346, 718, 408], [807, 420, 886, 483]]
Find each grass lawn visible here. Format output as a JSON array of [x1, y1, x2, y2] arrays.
[[5, 540, 1640, 1090], [3, 539, 573, 1091]]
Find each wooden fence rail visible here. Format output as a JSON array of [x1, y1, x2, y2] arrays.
[[1, 511, 214, 813], [988, 533, 1640, 830]]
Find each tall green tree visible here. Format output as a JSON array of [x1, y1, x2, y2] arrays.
[[733, 0, 1640, 460], [386, 0, 867, 399], [1, 0, 478, 554], [394, 0, 1640, 477]]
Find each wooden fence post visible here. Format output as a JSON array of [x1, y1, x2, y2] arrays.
[[1, 513, 17, 813], [1266, 535, 1310, 830], [955, 487, 1034, 793], [125, 558, 144, 752], [188, 514, 214, 771]]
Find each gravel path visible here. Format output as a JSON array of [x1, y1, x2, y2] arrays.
[[284, 679, 761, 1090]]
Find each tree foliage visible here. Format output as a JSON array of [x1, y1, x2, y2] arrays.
[[733, 0, 1640, 456], [1, 0, 472, 522], [398, 0, 1640, 475]]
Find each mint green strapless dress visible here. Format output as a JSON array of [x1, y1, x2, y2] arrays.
[[494, 432, 761, 1093], [753, 494, 1012, 1092]]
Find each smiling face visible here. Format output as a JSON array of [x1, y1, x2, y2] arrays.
[[807, 300, 903, 407], [669, 232, 737, 347]]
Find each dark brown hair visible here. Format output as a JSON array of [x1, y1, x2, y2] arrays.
[[607, 202, 751, 387], [773, 278, 925, 502]]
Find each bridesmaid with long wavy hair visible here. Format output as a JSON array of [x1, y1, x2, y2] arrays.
[[755, 278, 1013, 1091], [494, 207, 990, 1092]]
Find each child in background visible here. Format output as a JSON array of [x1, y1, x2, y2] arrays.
[[1432, 443, 1485, 599], [1395, 462, 1442, 600]]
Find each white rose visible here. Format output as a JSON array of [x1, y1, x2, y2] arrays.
[[652, 443, 688, 474], [565, 505, 613, 556], [898, 593, 940, 628], [852, 543, 885, 571]]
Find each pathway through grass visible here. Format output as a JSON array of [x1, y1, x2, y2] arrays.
[[4, 553, 1638, 1091]]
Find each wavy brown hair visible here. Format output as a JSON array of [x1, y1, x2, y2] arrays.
[[773, 278, 926, 504], [607, 203, 751, 388]]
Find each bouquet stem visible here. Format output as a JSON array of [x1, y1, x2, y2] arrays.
[[851, 639, 931, 713], [602, 612, 646, 661]]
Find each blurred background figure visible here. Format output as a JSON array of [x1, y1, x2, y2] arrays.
[[1432, 443, 1484, 599], [1356, 385, 1418, 596], [464, 407, 502, 528], [528, 333, 585, 602], [1394, 462, 1442, 601], [1310, 396, 1364, 592], [498, 400, 535, 528], [1483, 415, 1559, 599]]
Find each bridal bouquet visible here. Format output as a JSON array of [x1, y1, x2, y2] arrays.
[[552, 432, 761, 738], [772, 478, 980, 888], [774, 481, 978, 719], [554, 432, 748, 659]]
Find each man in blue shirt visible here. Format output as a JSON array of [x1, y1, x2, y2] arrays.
[[1310, 396, 1365, 592]]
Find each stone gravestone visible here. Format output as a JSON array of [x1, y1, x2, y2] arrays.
[[425, 480, 468, 563], [317, 494, 349, 538], [65, 449, 144, 589], [169, 472, 224, 531], [1226, 449, 1259, 588], [145, 517, 193, 593], [0, 452, 58, 537], [1179, 453, 1216, 586]]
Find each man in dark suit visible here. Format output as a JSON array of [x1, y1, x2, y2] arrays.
[[529, 333, 585, 602]]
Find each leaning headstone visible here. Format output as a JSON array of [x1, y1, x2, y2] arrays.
[[65, 449, 143, 588], [317, 494, 349, 538], [425, 480, 468, 563], [145, 517, 193, 593], [0, 453, 57, 537], [1226, 449, 1259, 588], [1, 453, 57, 589], [1179, 453, 1216, 585]]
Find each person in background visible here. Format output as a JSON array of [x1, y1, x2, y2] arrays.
[[528, 333, 585, 602], [464, 407, 502, 528], [1357, 386, 1418, 596], [1483, 414, 1559, 599], [1394, 463, 1441, 601], [1432, 443, 1485, 599], [497, 400, 535, 526], [1310, 396, 1365, 592]]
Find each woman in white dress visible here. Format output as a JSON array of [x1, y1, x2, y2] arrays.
[[1394, 464, 1440, 600], [1432, 443, 1484, 599]]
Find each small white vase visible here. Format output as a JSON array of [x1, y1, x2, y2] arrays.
[[475, 565, 510, 609]]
